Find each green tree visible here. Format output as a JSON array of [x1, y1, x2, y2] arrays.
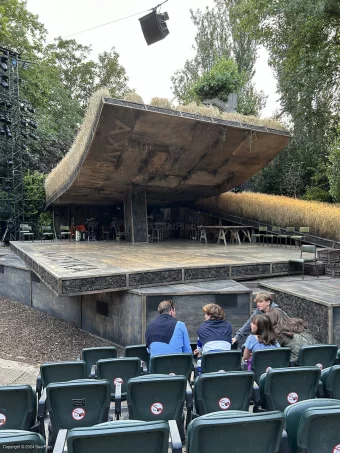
[[328, 136, 340, 202], [171, 0, 265, 115], [234, 0, 340, 197]]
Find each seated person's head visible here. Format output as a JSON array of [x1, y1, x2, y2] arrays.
[[158, 300, 176, 315], [251, 314, 277, 345], [202, 303, 226, 321], [254, 292, 273, 313]]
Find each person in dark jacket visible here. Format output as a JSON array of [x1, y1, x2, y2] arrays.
[[194, 304, 232, 356], [232, 292, 282, 345]]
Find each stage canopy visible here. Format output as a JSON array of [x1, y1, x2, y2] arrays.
[[45, 94, 290, 207]]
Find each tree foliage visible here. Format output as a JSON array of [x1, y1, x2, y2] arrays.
[[234, 0, 340, 198], [171, 0, 265, 116]]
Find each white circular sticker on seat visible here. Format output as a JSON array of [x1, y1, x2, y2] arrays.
[[333, 444, 340, 452], [315, 363, 323, 370], [72, 408, 86, 420], [169, 372, 176, 376], [218, 397, 231, 410], [287, 392, 299, 404], [114, 377, 123, 385], [150, 402, 163, 415], [0, 413, 6, 426]]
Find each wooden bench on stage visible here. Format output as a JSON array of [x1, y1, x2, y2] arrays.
[[198, 225, 253, 246]]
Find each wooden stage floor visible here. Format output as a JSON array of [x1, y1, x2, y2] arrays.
[[10, 240, 303, 297]]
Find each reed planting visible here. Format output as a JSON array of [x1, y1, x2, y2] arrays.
[[197, 192, 340, 242]]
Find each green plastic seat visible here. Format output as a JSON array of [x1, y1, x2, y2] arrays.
[[251, 226, 268, 245], [127, 374, 187, 440], [96, 357, 141, 400], [321, 365, 340, 398], [37, 361, 87, 398], [259, 367, 321, 412], [0, 430, 46, 452], [297, 405, 340, 453], [149, 353, 193, 381], [251, 347, 291, 383], [124, 344, 150, 366], [0, 385, 37, 431], [65, 420, 170, 453], [289, 245, 318, 279], [277, 226, 296, 247], [186, 410, 284, 453], [297, 344, 337, 370], [46, 378, 111, 447], [284, 399, 340, 453], [81, 347, 118, 377], [290, 227, 310, 247], [194, 371, 254, 415], [200, 350, 242, 374]]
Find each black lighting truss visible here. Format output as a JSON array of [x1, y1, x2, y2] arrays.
[[0, 46, 37, 241]]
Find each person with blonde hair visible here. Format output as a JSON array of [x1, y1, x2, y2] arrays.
[[194, 303, 232, 357], [266, 308, 317, 361]]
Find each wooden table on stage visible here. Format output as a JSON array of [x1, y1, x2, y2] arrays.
[[198, 225, 253, 246]]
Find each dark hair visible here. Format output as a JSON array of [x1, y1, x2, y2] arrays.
[[202, 303, 225, 321], [252, 314, 277, 346], [266, 308, 308, 339], [158, 300, 175, 314]]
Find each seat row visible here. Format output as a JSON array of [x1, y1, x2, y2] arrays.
[[1, 399, 340, 453]]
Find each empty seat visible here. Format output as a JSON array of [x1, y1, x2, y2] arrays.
[[150, 353, 193, 381], [186, 410, 284, 453], [124, 344, 150, 367], [251, 226, 268, 245], [297, 344, 337, 370], [81, 347, 118, 377], [0, 430, 46, 452], [284, 398, 340, 453], [36, 360, 87, 399], [321, 365, 340, 398], [0, 385, 37, 431], [257, 367, 321, 412], [288, 245, 318, 279], [53, 420, 181, 453], [40, 379, 111, 448], [250, 347, 291, 383], [193, 371, 254, 416], [200, 350, 242, 374]]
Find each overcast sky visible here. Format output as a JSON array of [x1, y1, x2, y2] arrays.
[[26, 0, 279, 117]]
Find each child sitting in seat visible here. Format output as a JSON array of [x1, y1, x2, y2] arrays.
[[243, 314, 280, 370]]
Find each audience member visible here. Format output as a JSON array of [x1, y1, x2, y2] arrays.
[[266, 308, 317, 361], [145, 300, 191, 357]]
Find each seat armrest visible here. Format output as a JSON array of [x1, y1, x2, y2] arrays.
[[141, 360, 148, 374], [76, 354, 80, 361], [317, 379, 325, 398], [90, 364, 96, 378], [38, 388, 47, 438], [36, 374, 42, 399], [53, 428, 68, 453], [114, 383, 122, 420], [185, 380, 193, 428], [252, 383, 261, 412], [169, 420, 183, 453], [280, 429, 289, 453]]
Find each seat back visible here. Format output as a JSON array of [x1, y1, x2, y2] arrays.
[[81, 347, 118, 377], [96, 358, 141, 397], [258, 226, 267, 232], [297, 405, 340, 453], [0, 385, 36, 430], [46, 379, 111, 446], [60, 226, 70, 232], [40, 361, 87, 388], [321, 365, 340, 398], [194, 371, 254, 415], [286, 226, 296, 233], [251, 347, 291, 383], [67, 420, 169, 453], [149, 354, 193, 381], [299, 227, 310, 234], [201, 351, 242, 373], [0, 430, 46, 452], [127, 375, 186, 425], [186, 410, 284, 453], [42, 226, 52, 232], [284, 398, 340, 453], [297, 344, 337, 370], [272, 226, 280, 233], [260, 367, 320, 412], [124, 345, 150, 365]]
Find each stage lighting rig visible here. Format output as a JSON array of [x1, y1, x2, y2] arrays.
[[139, 0, 170, 46]]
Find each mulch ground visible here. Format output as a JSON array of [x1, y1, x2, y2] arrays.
[[0, 296, 123, 366]]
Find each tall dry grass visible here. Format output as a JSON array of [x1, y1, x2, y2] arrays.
[[197, 192, 340, 241]]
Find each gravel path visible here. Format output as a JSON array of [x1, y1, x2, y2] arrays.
[[0, 296, 121, 366]]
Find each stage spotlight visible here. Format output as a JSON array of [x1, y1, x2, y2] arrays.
[[5, 126, 12, 138], [0, 126, 5, 135], [7, 159, 13, 166], [21, 143, 27, 150], [28, 132, 38, 141], [0, 76, 9, 88], [27, 105, 35, 114], [28, 120, 37, 129], [0, 59, 7, 71], [0, 113, 6, 122], [21, 130, 28, 139], [19, 102, 27, 112], [22, 61, 30, 70], [139, 9, 169, 45], [5, 116, 11, 125], [21, 118, 28, 127]]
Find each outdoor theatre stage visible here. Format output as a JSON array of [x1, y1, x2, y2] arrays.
[[10, 240, 301, 297]]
